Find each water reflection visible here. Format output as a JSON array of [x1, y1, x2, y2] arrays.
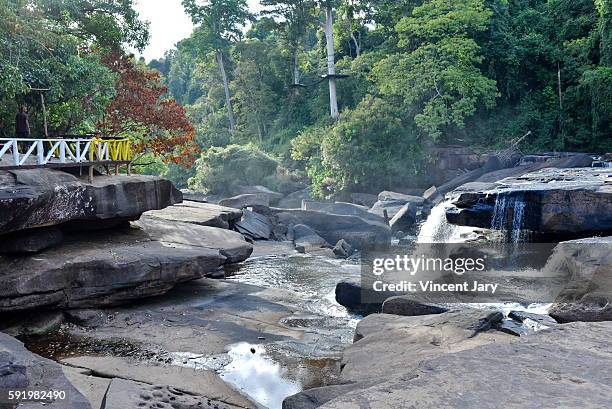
[[219, 343, 301, 409]]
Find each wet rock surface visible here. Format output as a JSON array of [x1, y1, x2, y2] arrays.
[[0, 331, 91, 408], [19, 246, 362, 409]]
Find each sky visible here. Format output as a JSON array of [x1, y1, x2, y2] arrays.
[[134, 0, 263, 61]]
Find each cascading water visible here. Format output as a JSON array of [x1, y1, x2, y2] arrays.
[[490, 191, 527, 243], [417, 201, 476, 243]]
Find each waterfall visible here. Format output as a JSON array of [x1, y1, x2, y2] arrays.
[[490, 194, 508, 230], [417, 201, 476, 243], [510, 198, 526, 243], [490, 192, 527, 243]]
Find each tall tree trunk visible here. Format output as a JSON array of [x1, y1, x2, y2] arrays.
[[599, 0, 611, 65], [350, 32, 360, 58], [293, 36, 301, 86], [557, 62, 564, 148], [216, 50, 235, 131], [324, 6, 339, 119]]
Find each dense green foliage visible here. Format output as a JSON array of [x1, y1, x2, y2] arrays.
[[1, 1, 609, 197], [146, 0, 611, 197]]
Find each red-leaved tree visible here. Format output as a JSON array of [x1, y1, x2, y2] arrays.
[[99, 50, 198, 166]]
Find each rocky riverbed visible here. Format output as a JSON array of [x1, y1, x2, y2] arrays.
[[1, 153, 611, 409]]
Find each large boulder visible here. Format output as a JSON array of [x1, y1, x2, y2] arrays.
[[335, 278, 394, 314], [273, 209, 391, 249], [332, 239, 353, 259], [377, 191, 426, 206], [0, 224, 236, 311], [276, 188, 313, 209], [342, 309, 507, 382], [349, 193, 378, 207], [146, 202, 242, 230], [285, 313, 612, 409], [446, 168, 612, 237], [548, 236, 612, 323], [0, 331, 91, 408], [381, 295, 449, 316], [235, 208, 273, 240], [368, 200, 405, 220], [179, 189, 208, 203], [302, 200, 385, 223], [0, 169, 181, 236], [232, 185, 284, 204], [134, 216, 253, 264], [370, 192, 426, 221], [218, 193, 270, 209], [388, 203, 417, 233], [290, 224, 330, 253]]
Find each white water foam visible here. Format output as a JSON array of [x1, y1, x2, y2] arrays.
[[417, 201, 477, 243]]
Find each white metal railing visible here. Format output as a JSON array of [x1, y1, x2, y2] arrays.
[[0, 138, 132, 167]]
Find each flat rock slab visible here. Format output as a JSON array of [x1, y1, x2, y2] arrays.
[[62, 366, 111, 409], [63, 356, 253, 408], [134, 216, 253, 264], [313, 322, 612, 409], [341, 309, 511, 383], [447, 167, 612, 236], [0, 169, 181, 235], [0, 228, 226, 311], [101, 378, 244, 409], [146, 202, 242, 229], [0, 331, 90, 408]]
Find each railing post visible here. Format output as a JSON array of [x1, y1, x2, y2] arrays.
[[12, 140, 19, 165], [59, 141, 66, 163], [37, 140, 44, 164], [76, 139, 81, 162]]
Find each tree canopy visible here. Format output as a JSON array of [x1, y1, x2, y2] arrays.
[[0, 0, 195, 165], [1, 0, 610, 196]]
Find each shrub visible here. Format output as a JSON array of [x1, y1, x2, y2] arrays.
[[188, 143, 279, 194], [292, 96, 425, 198]]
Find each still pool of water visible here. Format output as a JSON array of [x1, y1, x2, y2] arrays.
[[216, 253, 362, 408]]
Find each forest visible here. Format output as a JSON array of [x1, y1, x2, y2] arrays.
[[1, 0, 611, 198]]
